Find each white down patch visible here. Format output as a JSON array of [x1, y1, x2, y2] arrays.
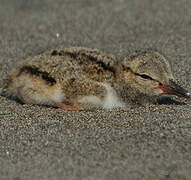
[[102, 83, 126, 109], [78, 83, 126, 109]]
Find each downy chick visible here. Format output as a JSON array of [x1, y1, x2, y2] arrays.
[[4, 47, 191, 110]]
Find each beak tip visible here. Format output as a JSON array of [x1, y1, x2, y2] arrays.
[[186, 92, 191, 98]]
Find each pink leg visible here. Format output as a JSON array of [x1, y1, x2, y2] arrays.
[[54, 103, 81, 111]]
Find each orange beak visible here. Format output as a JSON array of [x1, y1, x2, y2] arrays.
[[155, 80, 191, 99]]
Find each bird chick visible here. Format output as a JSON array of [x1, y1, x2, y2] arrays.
[[4, 47, 191, 110]]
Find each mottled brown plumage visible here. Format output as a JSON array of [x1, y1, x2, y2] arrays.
[[4, 47, 190, 110]]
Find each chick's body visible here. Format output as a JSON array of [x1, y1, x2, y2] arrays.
[[5, 47, 190, 110], [6, 47, 124, 110]]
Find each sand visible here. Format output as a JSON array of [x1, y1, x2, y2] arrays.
[[0, 0, 191, 179]]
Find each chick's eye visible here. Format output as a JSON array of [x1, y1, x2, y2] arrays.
[[136, 73, 153, 80]]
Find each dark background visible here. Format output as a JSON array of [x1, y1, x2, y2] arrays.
[[0, 0, 191, 179]]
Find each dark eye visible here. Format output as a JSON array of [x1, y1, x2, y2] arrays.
[[136, 73, 153, 80]]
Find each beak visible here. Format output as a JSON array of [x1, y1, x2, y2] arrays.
[[155, 79, 191, 99]]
